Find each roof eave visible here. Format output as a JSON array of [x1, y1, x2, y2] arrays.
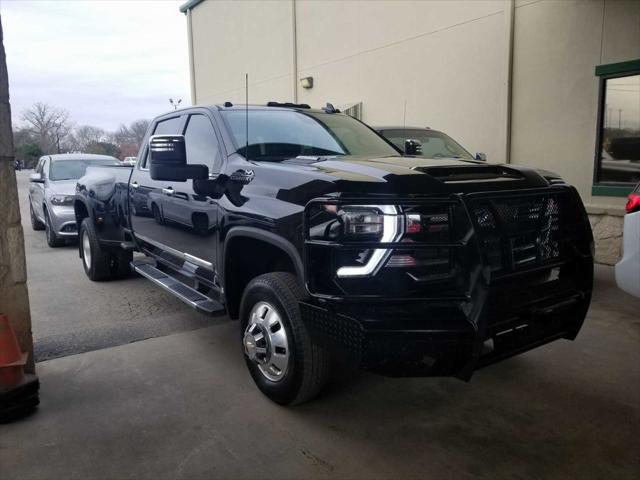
[[179, 0, 205, 14]]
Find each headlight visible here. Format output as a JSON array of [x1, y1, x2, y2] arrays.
[[50, 195, 75, 206], [335, 205, 403, 277], [307, 203, 452, 279]]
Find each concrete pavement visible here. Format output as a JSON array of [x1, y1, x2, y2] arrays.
[[1, 265, 638, 479]]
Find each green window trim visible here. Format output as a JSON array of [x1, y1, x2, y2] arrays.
[[595, 59, 640, 77], [592, 59, 640, 189], [592, 185, 634, 197]]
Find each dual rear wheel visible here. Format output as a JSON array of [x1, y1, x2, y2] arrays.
[[79, 218, 132, 281]]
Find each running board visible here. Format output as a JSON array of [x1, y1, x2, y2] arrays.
[[132, 260, 224, 314]]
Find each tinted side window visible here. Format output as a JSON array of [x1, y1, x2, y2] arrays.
[[184, 114, 221, 171], [35, 158, 45, 174], [154, 116, 182, 135]]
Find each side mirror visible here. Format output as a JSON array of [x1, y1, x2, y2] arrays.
[[475, 152, 487, 161], [149, 135, 208, 182], [29, 173, 44, 183], [404, 139, 422, 156]]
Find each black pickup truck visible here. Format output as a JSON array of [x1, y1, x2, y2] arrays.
[[75, 103, 594, 405]]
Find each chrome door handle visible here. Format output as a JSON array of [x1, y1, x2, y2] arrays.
[[131, 182, 139, 189], [162, 187, 174, 196]]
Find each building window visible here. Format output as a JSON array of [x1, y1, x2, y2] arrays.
[[593, 60, 640, 195]]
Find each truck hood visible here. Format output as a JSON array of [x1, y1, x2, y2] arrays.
[[278, 155, 553, 196]]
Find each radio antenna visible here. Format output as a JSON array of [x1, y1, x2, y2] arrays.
[[245, 73, 249, 160], [403, 99, 407, 135]]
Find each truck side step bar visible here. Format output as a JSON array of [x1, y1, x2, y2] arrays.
[[131, 260, 224, 315]]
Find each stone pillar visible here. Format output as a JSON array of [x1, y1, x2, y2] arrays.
[[587, 207, 625, 266], [0, 20, 34, 373]]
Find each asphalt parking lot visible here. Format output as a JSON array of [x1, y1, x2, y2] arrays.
[[3, 169, 640, 479]]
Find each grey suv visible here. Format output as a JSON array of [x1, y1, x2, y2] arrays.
[[29, 153, 119, 247]]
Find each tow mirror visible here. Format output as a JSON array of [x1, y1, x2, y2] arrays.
[[475, 152, 487, 161], [404, 139, 422, 156], [149, 135, 208, 182], [29, 172, 44, 183]]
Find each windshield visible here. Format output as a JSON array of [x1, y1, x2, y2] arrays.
[[381, 129, 474, 160], [49, 159, 119, 181], [221, 109, 399, 161]]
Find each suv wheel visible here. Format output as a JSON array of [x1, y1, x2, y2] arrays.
[[30, 203, 45, 231], [240, 272, 330, 405], [44, 210, 65, 247], [79, 218, 132, 281]]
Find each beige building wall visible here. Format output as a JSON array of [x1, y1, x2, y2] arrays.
[[184, 0, 640, 263], [510, 0, 640, 209], [189, 0, 511, 162], [189, 0, 295, 104], [295, 0, 510, 163], [510, 0, 639, 263]]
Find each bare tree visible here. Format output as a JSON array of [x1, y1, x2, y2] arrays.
[[129, 119, 150, 145], [112, 119, 150, 158], [75, 125, 105, 150], [21, 102, 72, 153]]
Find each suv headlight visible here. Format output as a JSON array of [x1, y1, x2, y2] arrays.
[[50, 195, 75, 206]]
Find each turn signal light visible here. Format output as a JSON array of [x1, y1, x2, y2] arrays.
[[625, 193, 640, 214]]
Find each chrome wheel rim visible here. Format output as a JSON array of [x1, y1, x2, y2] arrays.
[[243, 301, 290, 382], [82, 231, 91, 269]]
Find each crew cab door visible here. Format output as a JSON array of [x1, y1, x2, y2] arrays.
[[129, 111, 223, 283], [129, 114, 184, 245]]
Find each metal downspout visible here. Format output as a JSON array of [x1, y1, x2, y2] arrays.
[[504, 0, 515, 164], [187, 9, 197, 105], [291, 0, 298, 103]]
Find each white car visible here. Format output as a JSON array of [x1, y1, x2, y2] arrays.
[[615, 183, 640, 298], [122, 156, 137, 166]]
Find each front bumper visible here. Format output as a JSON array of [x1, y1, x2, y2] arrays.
[[301, 271, 591, 378], [49, 205, 78, 237], [301, 186, 594, 378]]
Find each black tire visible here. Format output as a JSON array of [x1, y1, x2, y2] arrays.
[[79, 217, 126, 281], [240, 272, 330, 405], [30, 203, 45, 231], [44, 209, 65, 247]]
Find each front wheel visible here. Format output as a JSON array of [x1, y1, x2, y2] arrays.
[[240, 272, 330, 405], [44, 210, 65, 247], [30, 203, 45, 231]]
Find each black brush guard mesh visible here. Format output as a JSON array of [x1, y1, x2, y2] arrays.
[[304, 187, 590, 300], [467, 190, 574, 275]]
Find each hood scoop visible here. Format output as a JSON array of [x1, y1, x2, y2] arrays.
[[413, 165, 524, 184]]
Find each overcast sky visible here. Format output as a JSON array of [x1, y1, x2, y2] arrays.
[[1, 0, 190, 131]]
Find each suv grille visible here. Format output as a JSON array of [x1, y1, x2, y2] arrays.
[[469, 192, 567, 273]]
